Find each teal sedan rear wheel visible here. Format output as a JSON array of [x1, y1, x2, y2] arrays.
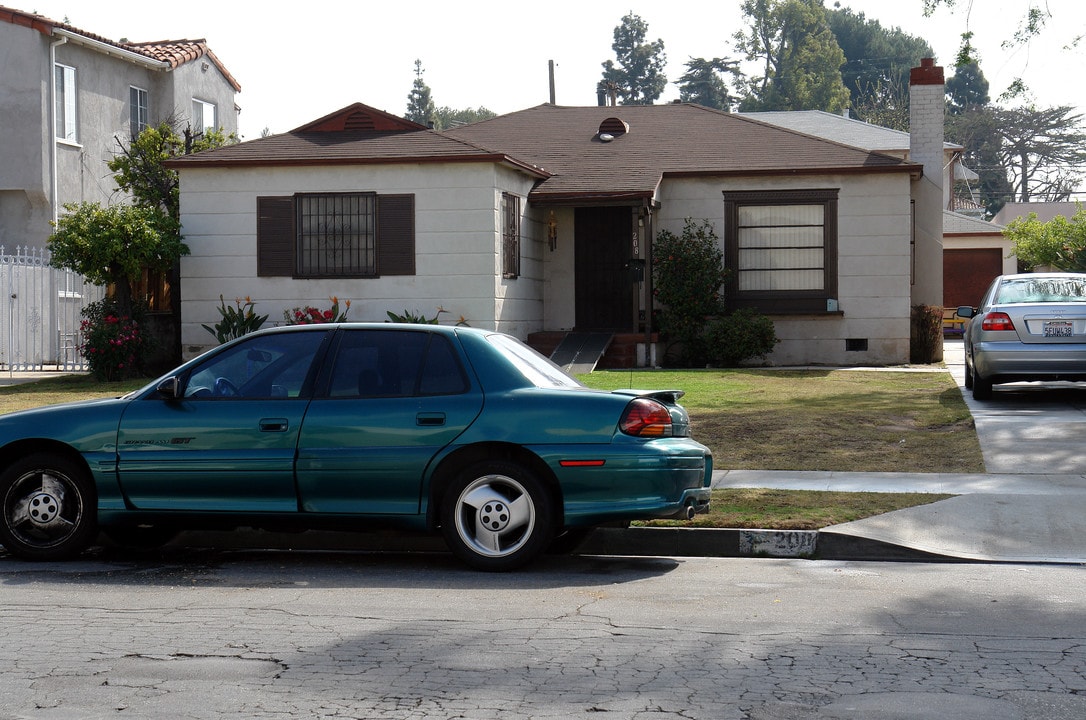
[[0, 454, 97, 560], [441, 461, 554, 571]]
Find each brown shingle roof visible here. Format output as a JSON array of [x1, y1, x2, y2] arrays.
[[168, 102, 920, 201], [165, 103, 550, 178], [445, 104, 921, 203], [0, 5, 240, 91]]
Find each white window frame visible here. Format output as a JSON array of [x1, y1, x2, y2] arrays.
[[54, 63, 77, 142], [130, 86, 149, 137], [191, 98, 217, 131]]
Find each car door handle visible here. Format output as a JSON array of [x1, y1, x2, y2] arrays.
[[416, 412, 446, 427], [260, 418, 290, 432]]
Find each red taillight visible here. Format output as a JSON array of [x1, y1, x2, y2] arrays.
[[981, 312, 1015, 332], [619, 398, 673, 437]]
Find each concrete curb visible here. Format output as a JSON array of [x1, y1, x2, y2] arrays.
[[115, 526, 952, 563], [578, 527, 947, 562]]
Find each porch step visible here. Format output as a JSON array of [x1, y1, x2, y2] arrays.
[[548, 332, 614, 375]]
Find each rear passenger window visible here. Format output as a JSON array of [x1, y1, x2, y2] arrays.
[[328, 330, 468, 398]]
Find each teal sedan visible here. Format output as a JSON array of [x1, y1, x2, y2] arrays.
[[0, 324, 711, 570]]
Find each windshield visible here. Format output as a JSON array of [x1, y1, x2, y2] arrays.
[[486, 334, 585, 389], [996, 277, 1086, 304]]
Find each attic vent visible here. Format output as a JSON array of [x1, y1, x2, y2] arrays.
[[343, 111, 377, 131], [598, 117, 629, 138]]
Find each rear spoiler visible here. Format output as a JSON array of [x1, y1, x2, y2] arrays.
[[609, 388, 685, 404]]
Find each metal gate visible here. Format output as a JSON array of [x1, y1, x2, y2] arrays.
[[0, 246, 104, 372]]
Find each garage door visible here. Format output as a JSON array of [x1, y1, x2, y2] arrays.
[[944, 248, 1004, 307]]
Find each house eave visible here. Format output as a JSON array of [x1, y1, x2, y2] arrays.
[[662, 164, 924, 181], [165, 153, 551, 179], [54, 28, 170, 70], [528, 191, 656, 207]]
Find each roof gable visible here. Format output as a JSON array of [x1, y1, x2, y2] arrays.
[[294, 103, 427, 133]]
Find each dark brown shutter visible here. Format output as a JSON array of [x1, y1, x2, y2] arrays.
[[257, 196, 295, 277], [377, 194, 415, 276]]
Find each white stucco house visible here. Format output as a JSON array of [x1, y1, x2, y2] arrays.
[[169, 61, 950, 367]]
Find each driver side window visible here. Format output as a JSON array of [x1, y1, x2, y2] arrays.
[[184, 331, 327, 399]]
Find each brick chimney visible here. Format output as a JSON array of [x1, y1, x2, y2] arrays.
[[909, 57, 944, 310]]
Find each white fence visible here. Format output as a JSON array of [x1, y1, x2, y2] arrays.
[[0, 246, 104, 372]]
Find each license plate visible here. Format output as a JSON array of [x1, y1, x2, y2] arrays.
[[1044, 321, 1073, 337]]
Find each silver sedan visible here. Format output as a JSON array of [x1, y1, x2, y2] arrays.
[[957, 272, 1086, 400]]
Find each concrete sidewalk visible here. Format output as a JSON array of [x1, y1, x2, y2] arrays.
[[585, 339, 1086, 565]]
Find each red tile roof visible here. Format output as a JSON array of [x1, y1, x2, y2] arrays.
[[0, 5, 240, 91]]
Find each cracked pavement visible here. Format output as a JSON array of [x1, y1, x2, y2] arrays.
[[2, 548, 1085, 719]]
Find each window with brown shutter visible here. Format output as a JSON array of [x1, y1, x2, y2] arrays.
[[256, 193, 415, 278]]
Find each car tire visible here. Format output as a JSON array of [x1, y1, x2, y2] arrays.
[[0, 453, 97, 560], [440, 461, 554, 571], [972, 371, 993, 400], [963, 356, 974, 389]]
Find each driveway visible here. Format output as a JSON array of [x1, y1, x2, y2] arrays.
[[946, 338, 1086, 474]]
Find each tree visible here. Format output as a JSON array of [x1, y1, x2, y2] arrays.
[[994, 105, 1086, 202], [826, 6, 933, 121], [677, 57, 741, 110], [1004, 205, 1086, 271], [405, 59, 435, 126], [598, 13, 667, 105], [48, 202, 186, 320], [945, 61, 989, 114], [848, 77, 910, 131], [108, 119, 233, 222], [432, 106, 497, 130], [945, 105, 1014, 216], [734, 0, 850, 112]]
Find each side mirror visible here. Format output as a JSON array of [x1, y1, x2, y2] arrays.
[[955, 305, 977, 319], [156, 376, 181, 399]]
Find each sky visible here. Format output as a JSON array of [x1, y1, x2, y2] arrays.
[[20, 0, 1086, 140]]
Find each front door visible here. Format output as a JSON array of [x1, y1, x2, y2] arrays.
[[574, 207, 635, 330]]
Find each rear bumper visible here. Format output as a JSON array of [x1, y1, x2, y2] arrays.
[[536, 438, 713, 526], [973, 341, 1086, 381]]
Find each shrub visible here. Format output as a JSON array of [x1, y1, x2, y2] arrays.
[[1005, 204, 1086, 271], [653, 219, 729, 365], [79, 298, 152, 381], [284, 296, 351, 325], [386, 306, 468, 325], [202, 295, 267, 344], [702, 309, 779, 367]]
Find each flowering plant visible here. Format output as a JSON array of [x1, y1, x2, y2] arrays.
[[79, 299, 151, 381], [203, 294, 267, 343], [283, 296, 351, 325]]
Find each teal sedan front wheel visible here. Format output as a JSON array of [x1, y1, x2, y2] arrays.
[[441, 461, 554, 571], [0, 454, 97, 560]]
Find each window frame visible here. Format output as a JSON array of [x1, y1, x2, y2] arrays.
[[722, 188, 839, 314], [191, 98, 217, 131], [130, 86, 149, 138], [295, 192, 378, 279], [502, 192, 521, 279], [257, 193, 416, 278], [54, 63, 77, 142]]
